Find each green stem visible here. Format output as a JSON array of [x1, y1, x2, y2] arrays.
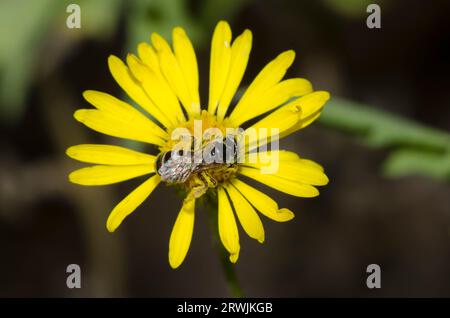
[[204, 195, 244, 298]]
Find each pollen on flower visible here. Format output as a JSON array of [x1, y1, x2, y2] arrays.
[[162, 110, 228, 152], [185, 164, 238, 198]]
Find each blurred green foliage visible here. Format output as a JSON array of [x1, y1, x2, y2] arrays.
[[0, 0, 121, 124], [78, 0, 122, 37], [320, 98, 450, 181], [0, 0, 60, 123], [321, 0, 382, 18], [199, 0, 254, 30], [126, 0, 202, 52], [125, 0, 252, 54]]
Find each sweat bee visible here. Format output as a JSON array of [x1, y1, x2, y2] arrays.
[[155, 135, 240, 198]]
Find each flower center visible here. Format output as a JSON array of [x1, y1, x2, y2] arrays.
[[157, 110, 238, 199], [161, 110, 227, 152]]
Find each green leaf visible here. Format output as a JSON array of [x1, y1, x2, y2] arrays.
[[319, 97, 450, 181], [320, 97, 450, 151], [383, 149, 450, 181]]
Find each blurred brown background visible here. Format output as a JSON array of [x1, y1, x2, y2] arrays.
[[0, 0, 449, 297]]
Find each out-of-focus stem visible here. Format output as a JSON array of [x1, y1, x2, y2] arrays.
[[204, 195, 243, 298]]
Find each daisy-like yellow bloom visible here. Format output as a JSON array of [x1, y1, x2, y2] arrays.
[[67, 21, 330, 269]]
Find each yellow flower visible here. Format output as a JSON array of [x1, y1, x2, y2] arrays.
[[67, 21, 330, 269]]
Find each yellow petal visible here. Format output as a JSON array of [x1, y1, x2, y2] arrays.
[[231, 179, 294, 222], [229, 50, 295, 123], [280, 160, 328, 185], [229, 253, 239, 263], [216, 29, 252, 121], [69, 164, 155, 186], [238, 166, 319, 197], [106, 174, 160, 232], [127, 54, 185, 125], [247, 96, 302, 131], [151, 33, 199, 116], [231, 78, 313, 126], [277, 208, 296, 221], [246, 150, 300, 161], [225, 184, 264, 243], [294, 112, 321, 131], [169, 198, 195, 269], [281, 91, 330, 137], [82, 90, 168, 139], [74, 109, 165, 146], [107, 55, 172, 128], [125, 54, 147, 82], [173, 27, 200, 114], [300, 158, 324, 172], [137, 42, 160, 71], [66, 144, 155, 165], [298, 91, 330, 118], [208, 21, 232, 115], [244, 160, 329, 186], [245, 100, 302, 151], [150, 32, 172, 51], [218, 186, 240, 260]]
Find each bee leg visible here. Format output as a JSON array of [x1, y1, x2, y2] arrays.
[[200, 171, 218, 188], [186, 175, 208, 200]]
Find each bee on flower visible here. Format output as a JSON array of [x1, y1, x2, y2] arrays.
[[66, 21, 330, 269]]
